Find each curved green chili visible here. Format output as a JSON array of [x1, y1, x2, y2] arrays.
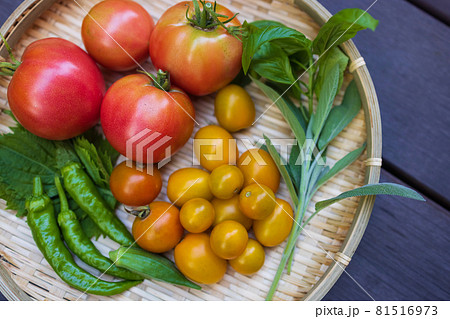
[[26, 177, 142, 296], [60, 162, 134, 246], [55, 177, 142, 281]]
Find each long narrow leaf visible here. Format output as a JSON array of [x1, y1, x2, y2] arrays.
[[318, 81, 362, 149], [315, 183, 425, 213], [315, 143, 366, 190], [264, 135, 298, 206], [312, 63, 340, 137], [253, 77, 306, 145]]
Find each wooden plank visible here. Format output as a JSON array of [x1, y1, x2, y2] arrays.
[[320, 0, 450, 206], [324, 170, 450, 300], [408, 0, 450, 25]]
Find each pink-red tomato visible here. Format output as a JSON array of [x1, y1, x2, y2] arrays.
[[149, 1, 242, 96], [82, 0, 154, 71], [100, 72, 195, 163], [7, 38, 105, 140]]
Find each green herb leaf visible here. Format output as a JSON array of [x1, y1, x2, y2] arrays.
[[313, 8, 378, 55], [318, 81, 361, 149], [315, 143, 366, 190], [250, 20, 286, 29], [315, 183, 425, 213], [0, 125, 59, 216], [252, 43, 296, 84], [312, 63, 340, 137], [82, 127, 120, 166], [315, 47, 349, 97], [288, 142, 301, 189], [81, 216, 105, 240], [73, 137, 111, 189], [263, 135, 298, 207], [242, 22, 311, 73], [252, 77, 306, 145]]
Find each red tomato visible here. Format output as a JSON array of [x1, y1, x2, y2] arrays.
[[7, 38, 105, 140], [82, 0, 154, 71], [149, 1, 242, 96], [100, 71, 195, 163]]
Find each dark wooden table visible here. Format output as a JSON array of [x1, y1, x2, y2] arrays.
[[0, 0, 449, 301]]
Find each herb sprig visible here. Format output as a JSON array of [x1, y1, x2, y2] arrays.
[[0, 115, 119, 239], [241, 9, 424, 300]]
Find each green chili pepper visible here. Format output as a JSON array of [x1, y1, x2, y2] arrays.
[[110, 246, 201, 290], [26, 176, 142, 296], [55, 177, 142, 281], [61, 162, 134, 246]]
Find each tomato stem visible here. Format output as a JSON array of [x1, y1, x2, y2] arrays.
[[138, 69, 171, 91], [185, 0, 242, 41], [0, 32, 21, 76], [124, 205, 150, 219]]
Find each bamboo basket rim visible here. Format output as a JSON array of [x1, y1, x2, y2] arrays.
[[0, 0, 381, 301]]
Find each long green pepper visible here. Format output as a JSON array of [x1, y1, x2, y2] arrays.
[[55, 177, 142, 281], [61, 162, 134, 246], [26, 177, 141, 296]]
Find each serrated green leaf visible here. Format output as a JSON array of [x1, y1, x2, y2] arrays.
[[263, 135, 298, 207], [315, 47, 349, 98], [0, 125, 59, 216], [312, 63, 340, 137], [313, 8, 378, 55], [318, 81, 362, 149], [315, 183, 425, 213]]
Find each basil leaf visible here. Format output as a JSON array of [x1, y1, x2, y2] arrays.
[[313, 8, 378, 55], [315, 183, 425, 213], [250, 20, 286, 29], [315, 47, 349, 97], [252, 43, 296, 84], [315, 143, 366, 190], [263, 135, 298, 207], [312, 63, 340, 137], [318, 81, 362, 149], [252, 77, 306, 145], [243, 22, 311, 73]]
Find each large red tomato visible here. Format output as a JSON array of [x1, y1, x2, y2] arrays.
[[100, 71, 195, 163], [149, 1, 242, 96], [7, 38, 105, 140], [81, 0, 154, 71]]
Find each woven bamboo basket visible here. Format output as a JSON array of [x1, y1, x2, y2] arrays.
[[0, 0, 381, 301]]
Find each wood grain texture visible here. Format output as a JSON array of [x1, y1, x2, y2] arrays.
[[320, 0, 450, 207], [408, 0, 450, 25], [324, 170, 450, 301]]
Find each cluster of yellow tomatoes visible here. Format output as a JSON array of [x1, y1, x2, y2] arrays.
[[110, 85, 294, 285]]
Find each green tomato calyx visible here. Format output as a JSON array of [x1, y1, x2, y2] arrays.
[[139, 69, 172, 92], [185, 0, 241, 40], [0, 32, 21, 76]]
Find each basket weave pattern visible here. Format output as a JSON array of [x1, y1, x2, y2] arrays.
[[0, 0, 367, 300]]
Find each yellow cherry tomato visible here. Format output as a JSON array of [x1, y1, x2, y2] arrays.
[[179, 198, 215, 233], [210, 220, 248, 260], [237, 148, 281, 193], [214, 84, 255, 132], [174, 233, 227, 284], [194, 125, 239, 171], [167, 168, 213, 207], [253, 198, 294, 247], [229, 239, 265, 275], [209, 165, 244, 199], [211, 196, 253, 230], [239, 183, 276, 220]]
